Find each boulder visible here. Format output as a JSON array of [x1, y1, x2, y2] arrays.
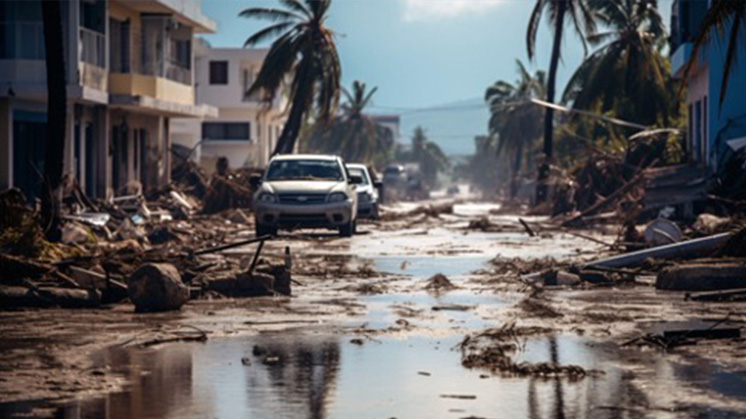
[[128, 263, 189, 312], [656, 263, 746, 291]]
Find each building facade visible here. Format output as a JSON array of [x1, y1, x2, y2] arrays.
[[671, 0, 746, 172], [171, 44, 287, 172], [0, 0, 216, 201]]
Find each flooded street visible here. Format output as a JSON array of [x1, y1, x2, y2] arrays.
[[3, 202, 746, 419]]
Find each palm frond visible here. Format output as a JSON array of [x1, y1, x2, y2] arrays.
[[238, 7, 303, 22]]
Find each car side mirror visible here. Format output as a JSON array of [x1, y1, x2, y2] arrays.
[[373, 181, 383, 189], [249, 174, 262, 189]]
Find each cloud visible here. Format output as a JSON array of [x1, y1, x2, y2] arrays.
[[402, 0, 505, 22]]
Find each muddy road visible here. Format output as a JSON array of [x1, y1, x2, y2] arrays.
[[1, 201, 745, 418]]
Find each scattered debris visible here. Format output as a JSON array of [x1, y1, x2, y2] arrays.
[[440, 394, 477, 400], [424, 273, 457, 291], [458, 323, 592, 379]]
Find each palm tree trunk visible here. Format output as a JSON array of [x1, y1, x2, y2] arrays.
[[535, 0, 566, 205], [40, 0, 67, 241], [510, 142, 524, 200], [273, 63, 312, 155]]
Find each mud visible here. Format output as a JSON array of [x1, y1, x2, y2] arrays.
[[1, 200, 746, 418]]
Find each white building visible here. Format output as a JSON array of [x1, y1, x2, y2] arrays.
[[171, 43, 287, 172]]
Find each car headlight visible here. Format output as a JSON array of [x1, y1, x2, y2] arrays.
[[327, 192, 348, 203], [358, 192, 371, 202], [258, 193, 277, 203]]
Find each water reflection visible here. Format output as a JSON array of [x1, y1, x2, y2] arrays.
[[244, 336, 340, 419], [3, 333, 746, 418]]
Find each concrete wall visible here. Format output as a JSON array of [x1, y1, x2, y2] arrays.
[[194, 48, 270, 108]]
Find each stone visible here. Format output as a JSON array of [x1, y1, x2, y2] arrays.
[[127, 263, 189, 312]]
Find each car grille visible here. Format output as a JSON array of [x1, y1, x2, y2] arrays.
[[277, 193, 327, 205]]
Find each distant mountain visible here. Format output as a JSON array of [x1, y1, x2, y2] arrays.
[[372, 97, 489, 156]]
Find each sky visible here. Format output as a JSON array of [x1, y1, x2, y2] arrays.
[[201, 0, 673, 153]]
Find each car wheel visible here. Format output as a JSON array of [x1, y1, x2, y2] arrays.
[[256, 222, 277, 238], [339, 220, 354, 237]]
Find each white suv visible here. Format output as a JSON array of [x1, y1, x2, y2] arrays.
[[253, 155, 358, 237]]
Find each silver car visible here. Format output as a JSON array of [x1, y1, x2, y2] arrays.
[[253, 155, 358, 237], [346, 163, 380, 220]]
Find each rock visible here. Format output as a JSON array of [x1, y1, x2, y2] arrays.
[[656, 263, 746, 291], [127, 263, 189, 312], [555, 271, 581, 286]]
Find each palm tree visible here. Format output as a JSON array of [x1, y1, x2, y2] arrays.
[[302, 81, 393, 166], [411, 127, 449, 188], [486, 60, 546, 199], [40, 0, 67, 241], [527, 0, 596, 203], [241, 0, 341, 155], [683, 1, 746, 107], [563, 0, 673, 127]]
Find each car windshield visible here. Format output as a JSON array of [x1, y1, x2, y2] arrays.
[[348, 168, 369, 185], [265, 160, 344, 181]]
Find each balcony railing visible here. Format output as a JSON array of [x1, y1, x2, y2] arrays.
[[80, 27, 105, 68], [0, 22, 45, 60], [165, 58, 191, 85]]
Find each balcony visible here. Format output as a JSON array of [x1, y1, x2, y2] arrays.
[[79, 27, 106, 68]]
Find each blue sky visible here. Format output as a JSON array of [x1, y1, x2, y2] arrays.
[[201, 0, 673, 153]]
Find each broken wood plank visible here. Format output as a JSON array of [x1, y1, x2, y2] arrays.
[[687, 288, 746, 302], [518, 218, 536, 237], [663, 328, 741, 340], [193, 235, 271, 256]]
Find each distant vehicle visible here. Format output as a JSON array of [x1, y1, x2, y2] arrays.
[[252, 155, 358, 237], [383, 164, 405, 187], [346, 163, 381, 220]]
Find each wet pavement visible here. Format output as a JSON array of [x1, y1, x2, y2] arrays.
[[2, 201, 746, 418]]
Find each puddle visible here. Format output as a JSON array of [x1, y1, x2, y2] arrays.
[[371, 255, 489, 278], [5, 332, 745, 419]]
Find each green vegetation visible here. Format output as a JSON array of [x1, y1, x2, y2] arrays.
[[485, 60, 546, 199], [301, 81, 394, 167], [398, 127, 449, 188], [241, 0, 340, 155], [526, 0, 597, 203], [563, 0, 676, 127]]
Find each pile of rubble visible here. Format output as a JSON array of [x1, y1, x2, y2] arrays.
[[0, 158, 291, 313]]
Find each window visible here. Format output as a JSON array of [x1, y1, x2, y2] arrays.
[[209, 61, 228, 85], [202, 122, 250, 141]]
